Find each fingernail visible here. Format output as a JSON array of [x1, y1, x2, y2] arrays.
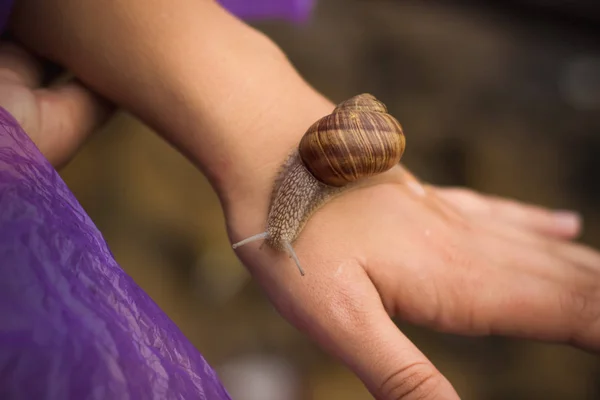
[[553, 210, 582, 232]]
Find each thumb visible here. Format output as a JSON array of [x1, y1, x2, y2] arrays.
[[33, 78, 114, 168], [268, 263, 460, 400], [343, 308, 459, 400], [0, 40, 114, 168]]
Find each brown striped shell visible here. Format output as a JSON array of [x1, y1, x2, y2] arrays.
[[298, 93, 405, 187]]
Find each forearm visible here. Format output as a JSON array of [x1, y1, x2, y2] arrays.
[[8, 0, 334, 209]]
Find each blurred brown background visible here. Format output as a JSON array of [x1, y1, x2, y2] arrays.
[[58, 1, 600, 399]]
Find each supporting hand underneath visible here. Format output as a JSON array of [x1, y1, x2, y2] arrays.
[[0, 40, 112, 167]]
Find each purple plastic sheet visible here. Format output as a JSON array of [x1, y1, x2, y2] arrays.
[[0, 0, 315, 30], [0, 1, 312, 399], [0, 108, 233, 398], [218, 0, 315, 22], [0, 0, 12, 33]]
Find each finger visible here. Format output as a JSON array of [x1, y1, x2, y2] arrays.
[[453, 201, 600, 271], [0, 40, 59, 87], [355, 311, 460, 400], [435, 187, 581, 238], [531, 234, 600, 273], [33, 78, 114, 167], [488, 218, 600, 272], [462, 236, 600, 351], [258, 260, 460, 400]]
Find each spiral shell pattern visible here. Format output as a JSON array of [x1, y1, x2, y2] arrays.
[[298, 93, 405, 187]]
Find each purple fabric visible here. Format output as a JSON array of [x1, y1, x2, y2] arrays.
[[0, 0, 314, 33], [0, 0, 12, 33], [218, 0, 315, 22], [0, 107, 233, 398]]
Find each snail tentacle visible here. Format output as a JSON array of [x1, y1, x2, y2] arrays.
[[231, 232, 305, 276], [283, 240, 305, 276], [232, 232, 269, 249]]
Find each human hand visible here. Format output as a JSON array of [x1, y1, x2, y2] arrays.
[[0, 40, 112, 167], [228, 162, 600, 399]]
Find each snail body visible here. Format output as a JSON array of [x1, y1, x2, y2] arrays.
[[232, 93, 405, 276]]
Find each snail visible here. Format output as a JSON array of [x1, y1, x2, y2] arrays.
[[232, 93, 406, 276]]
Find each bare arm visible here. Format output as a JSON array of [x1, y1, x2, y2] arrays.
[[8, 0, 333, 213]]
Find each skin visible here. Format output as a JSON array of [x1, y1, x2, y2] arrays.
[[3, 1, 600, 398]]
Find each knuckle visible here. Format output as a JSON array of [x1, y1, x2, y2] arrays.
[[378, 362, 444, 400], [435, 233, 476, 272], [562, 285, 600, 337]]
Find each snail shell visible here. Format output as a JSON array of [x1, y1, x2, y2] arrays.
[[232, 93, 407, 276], [298, 93, 406, 187]]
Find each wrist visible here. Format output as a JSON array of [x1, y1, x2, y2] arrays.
[[211, 80, 335, 242], [147, 25, 336, 224]]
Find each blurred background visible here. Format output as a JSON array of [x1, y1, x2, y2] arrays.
[[58, 1, 600, 399]]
